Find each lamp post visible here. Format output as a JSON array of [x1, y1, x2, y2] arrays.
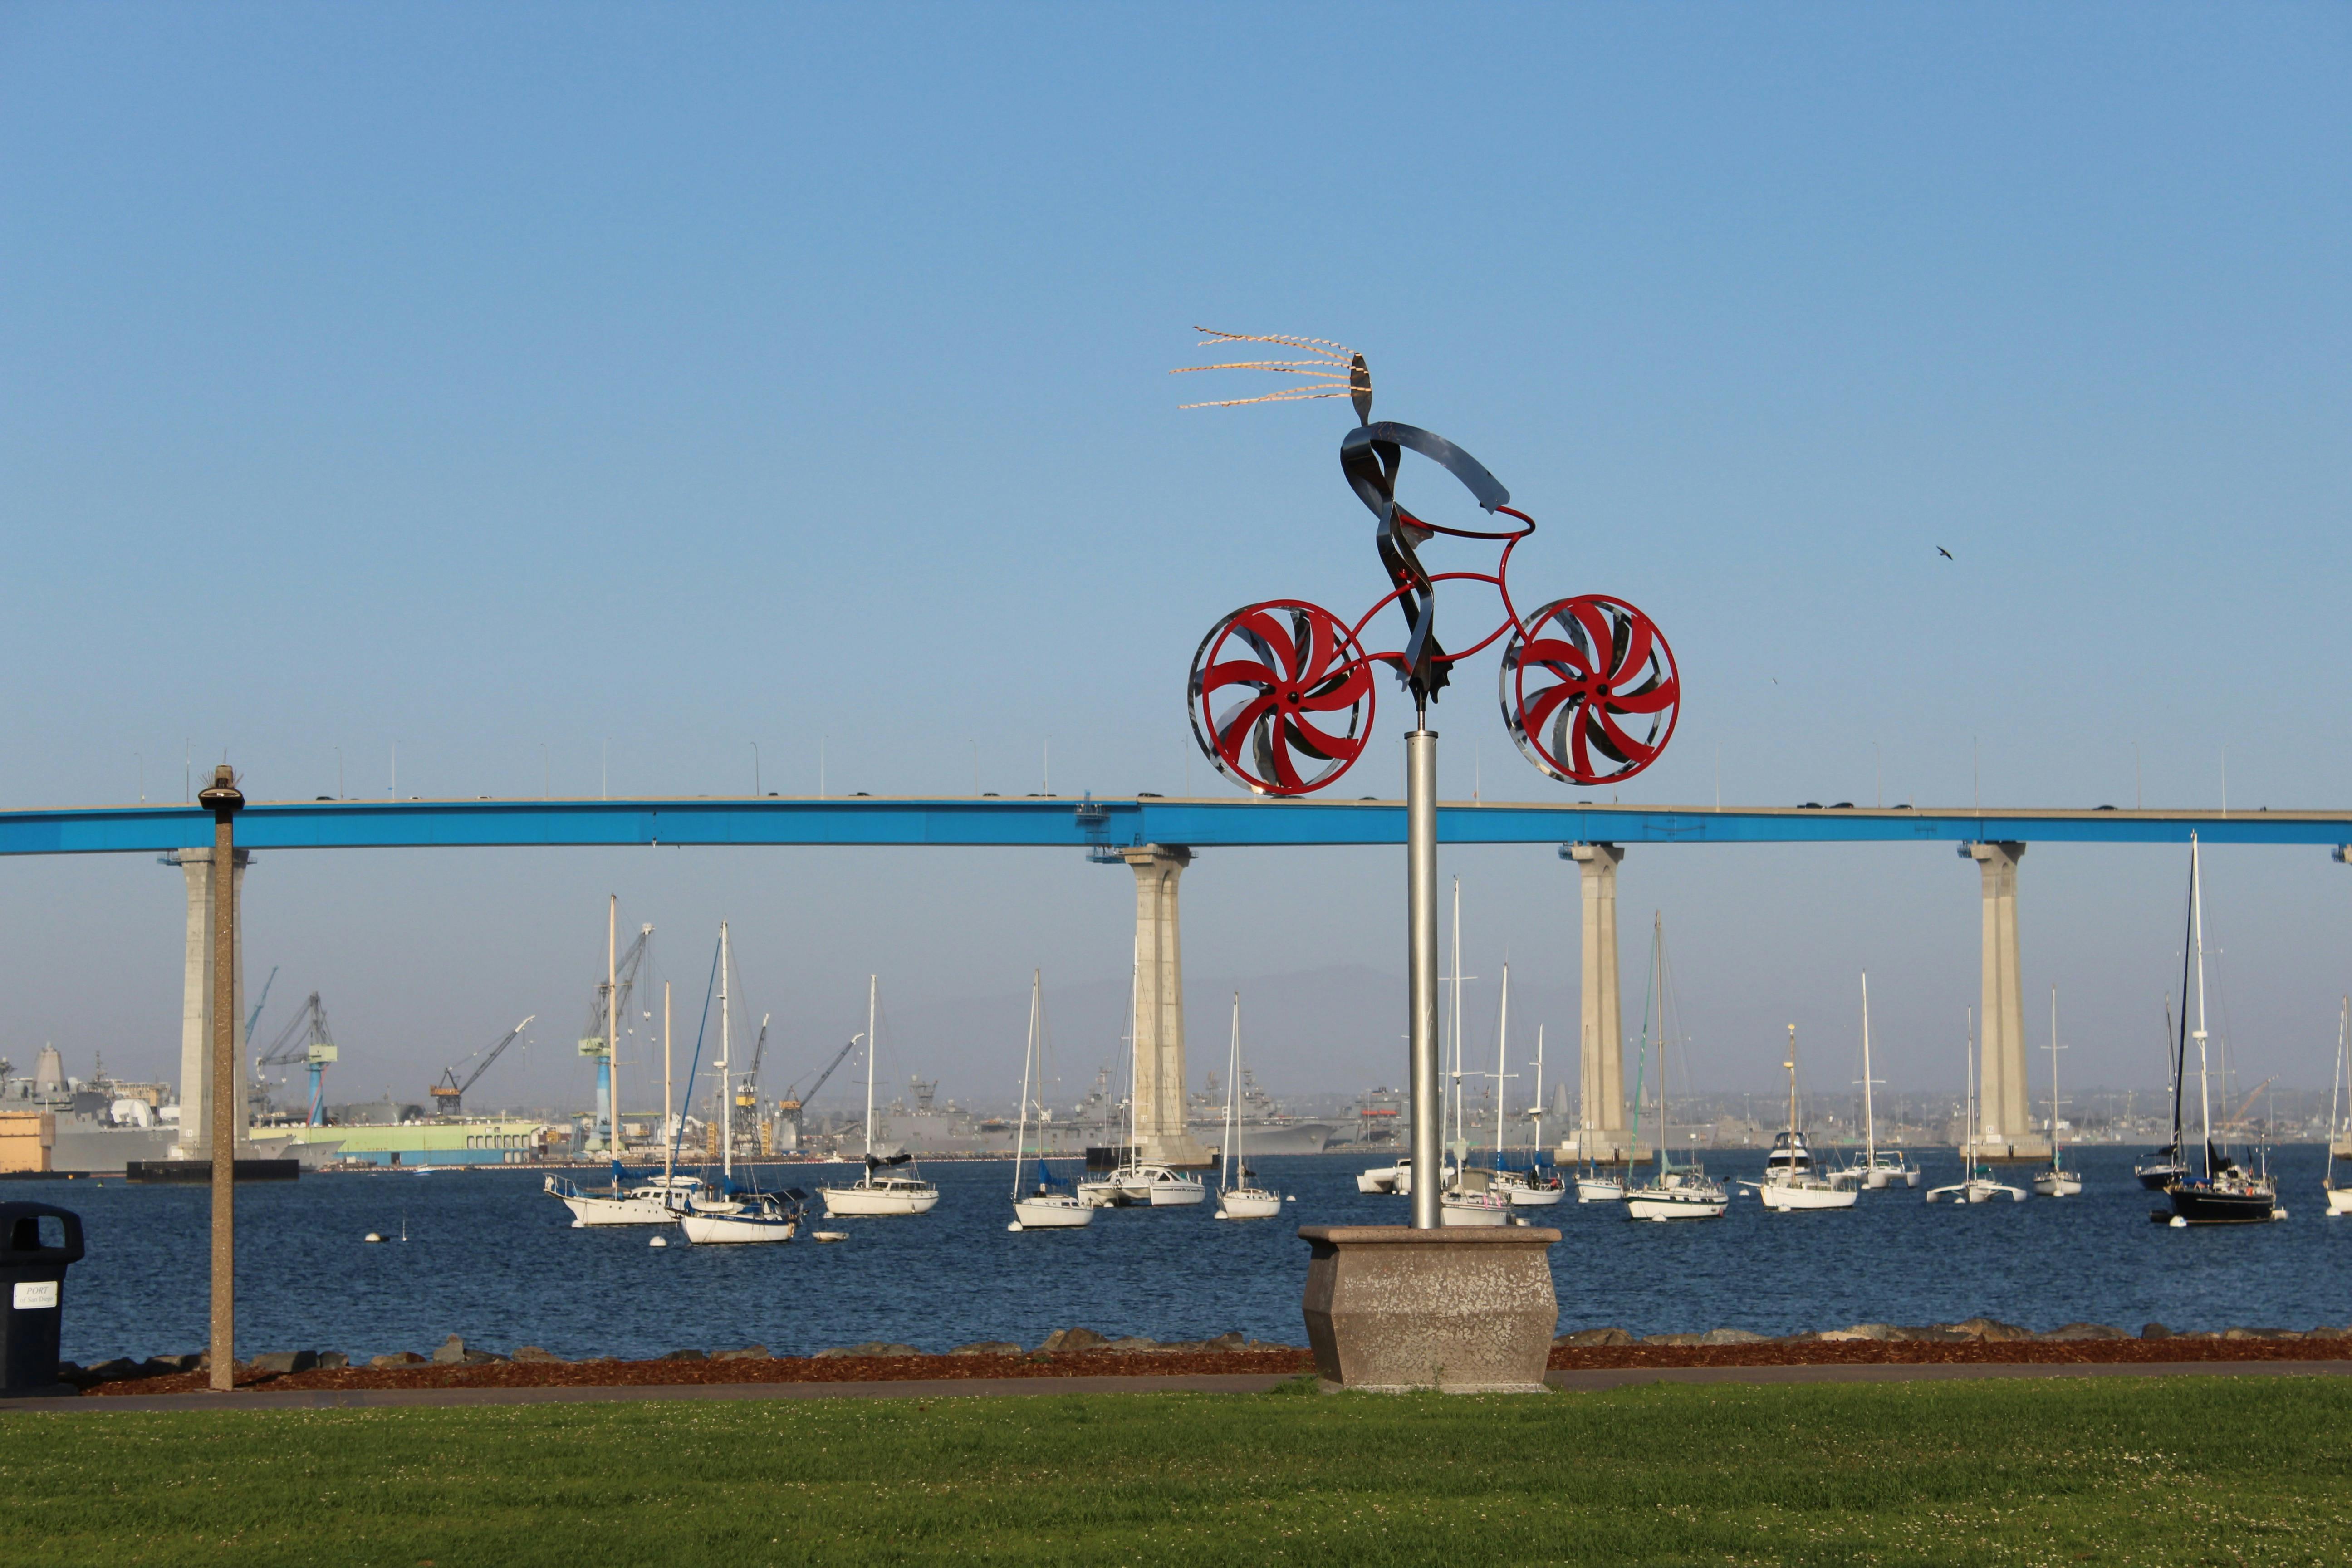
[[197, 764, 243, 1391]]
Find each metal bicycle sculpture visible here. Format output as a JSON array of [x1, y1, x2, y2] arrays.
[[1179, 331, 1681, 795]]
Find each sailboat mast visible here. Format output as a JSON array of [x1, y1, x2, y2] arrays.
[[1861, 973, 1876, 1166], [1449, 878, 1463, 1150], [1784, 1024, 1798, 1146], [1531, 1026, 1545, 1156], [1965, 1008, 1976, 1173], [863, 974, 879, 1165], [1493, 964, 1510, 1167], [2171, 858, 2195, 1155], [2330, 998, 2347, 1192], [1014, 972, 1037, 1199], [713, 933, 732, 1179], [2049, 986, 2062, 1171], [1232, 992, 1251, 1189], [606, 895, 618, 1155], [2192, 834, 2213, 1180], [662, 981, 674, 1186]]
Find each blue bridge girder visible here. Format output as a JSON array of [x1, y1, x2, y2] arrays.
[[1, 796, 2349, 856]]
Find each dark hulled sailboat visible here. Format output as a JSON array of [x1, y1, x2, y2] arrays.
[[2158, 834, 2278, 1226]]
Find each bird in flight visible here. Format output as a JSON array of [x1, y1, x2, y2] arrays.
[[1937, 546, 1954, 560]]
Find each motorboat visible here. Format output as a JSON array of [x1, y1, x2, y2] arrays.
[[816, 975, 943, 1218], [1356, 1158, 1409, 1195], [2161, 837, 2280, 1227], [1212, 994, 1283, 1221], [1008, 970, 1095, 1232], [1742, 1034, 1858, 1212]]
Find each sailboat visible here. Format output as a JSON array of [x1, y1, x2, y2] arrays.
[[1623, 916, 1726, 1221], [2031, 988, 2083, 1198], [1215, 994, 1282, 1220], [1743, 1026, 1857, 1211], [1927, 1009, 2026, 1203], [1081, 960, 1206, 1207], [1009, 971, 1093, 1230], [817, 977, 941, 1217], [2162, 834, 2280, 1225], [1441, 963, 1517, 1227], [681, 924, 799, 1243], [1830, 974, 1917, 1190], [2325, 999, 2352, 1217], [546, 899, 703, 1225], [2136, 874, 2198, 1191], [1495, 1014, 1566, 1207]]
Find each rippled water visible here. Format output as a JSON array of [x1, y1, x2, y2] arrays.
[[24, 1143, 2352, 1365]]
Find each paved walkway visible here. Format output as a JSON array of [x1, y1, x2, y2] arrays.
[[4, 1358, 2348, 1413]]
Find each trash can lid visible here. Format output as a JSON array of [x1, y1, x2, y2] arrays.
[[0, 1202, 86, 1266]]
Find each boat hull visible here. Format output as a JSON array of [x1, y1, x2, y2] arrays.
[[1503, 1185, 1565, 1207], [2136, 1160, 2188, 1191], [1625, 1191, 1726, 1221], [1216, 1188, 1282, 1220], [1753, 1181, 1857, 1211], [557, 1193, 680, 1225], [1011, 1196, 1094, 1229], [1356, 1166, 1405, 1194], [2166, 1184, 2277, 1224], [1438, 1195, 1512, 1227], [1575, 1178, 1625, 1203], [2032, 1171, 2083, 1197], [679, 1212, 795, 1244], [2327, 1186, 2352, 1216], [818, 1184, 941, 1217]]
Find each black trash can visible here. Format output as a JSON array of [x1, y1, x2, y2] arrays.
[[0, 1202, 86, 1397]]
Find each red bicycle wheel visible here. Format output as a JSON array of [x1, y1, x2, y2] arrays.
[[1189, 601, 1377, 795], [1500, 595, 1680, 785]]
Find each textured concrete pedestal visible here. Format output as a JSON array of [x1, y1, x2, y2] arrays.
[[1299, 1225, 1559, 1393]]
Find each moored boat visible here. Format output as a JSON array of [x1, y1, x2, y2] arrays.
[[1744, 1030, 1858, 1212], [817, 977, 942, 1219], [2161, 836, 2278, 1226]]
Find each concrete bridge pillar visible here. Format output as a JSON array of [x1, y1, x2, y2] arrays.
[[1121, 845, 1211, 1167], [1560, 843, 1637, 1164], [1963, 841, 2046, 1160], [168, 847, 253, 1159]]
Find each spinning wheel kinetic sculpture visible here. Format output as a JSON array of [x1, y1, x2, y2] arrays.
[[1177, 331, 1679, 795], [1176, 330, 1683, 1234]]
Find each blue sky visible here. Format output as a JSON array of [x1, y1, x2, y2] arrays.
[[4, 5, 2348, 1113]]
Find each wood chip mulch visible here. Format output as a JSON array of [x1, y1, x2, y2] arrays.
[[73, 1334, 2352, 1396]]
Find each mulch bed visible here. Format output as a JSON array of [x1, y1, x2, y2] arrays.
[[74, 1335, 2352, 1396]]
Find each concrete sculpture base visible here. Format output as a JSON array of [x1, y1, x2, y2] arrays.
[[1299, 1225, 1559, 1393]]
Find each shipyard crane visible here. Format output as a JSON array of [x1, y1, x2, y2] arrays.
[[736, 1013, 771, 1114], [254, 991, 337, 1126], [776, 1032, 860, 1147], [429, 1016, 535, 1117], [244, 965, 279, 1044], [578, 925, 655, 1056]]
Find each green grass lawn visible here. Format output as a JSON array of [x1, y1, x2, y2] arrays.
[[3, 1377, 2347, 1567]]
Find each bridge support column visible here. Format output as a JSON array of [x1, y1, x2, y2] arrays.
[[1559, 843, 1639, 1164], [169, 847, 252, 1159], [1963, 841, 2047, 1161], [1122, 845, 1211, 1168]]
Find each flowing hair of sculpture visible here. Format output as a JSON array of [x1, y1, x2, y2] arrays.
[[1175, 329, 1681, 796]]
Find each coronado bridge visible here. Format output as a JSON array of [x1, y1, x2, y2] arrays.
[[8, 794, 2350, 1168]]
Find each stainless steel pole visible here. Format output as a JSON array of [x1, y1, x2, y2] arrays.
[[1406, 721, 1441, 1229], [199, 766, 243, 1392]]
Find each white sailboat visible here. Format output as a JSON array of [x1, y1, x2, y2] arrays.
[[682, 924, 797, 1243], [1623, 917, 1726, 1221], [2031, 987, 2083, 1198], [1010, 970, 1093, 1231], [2326, 999, 2352, 1217], [1831, 974, 1917, 1190], [1442, 964, 1517, 1226], [1743, 1026, 1858, 1212], [1927, 1009, 2026, 1203], [2162, 835, 2281, 1224], [547, 898, 693, 1225], [818, 976, 941, 1217], [1494, 1007, 1565, 1207], [1215, 994, 1282, 1220]]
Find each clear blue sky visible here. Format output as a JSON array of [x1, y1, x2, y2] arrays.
[[4, 5, 2347, 1113]]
